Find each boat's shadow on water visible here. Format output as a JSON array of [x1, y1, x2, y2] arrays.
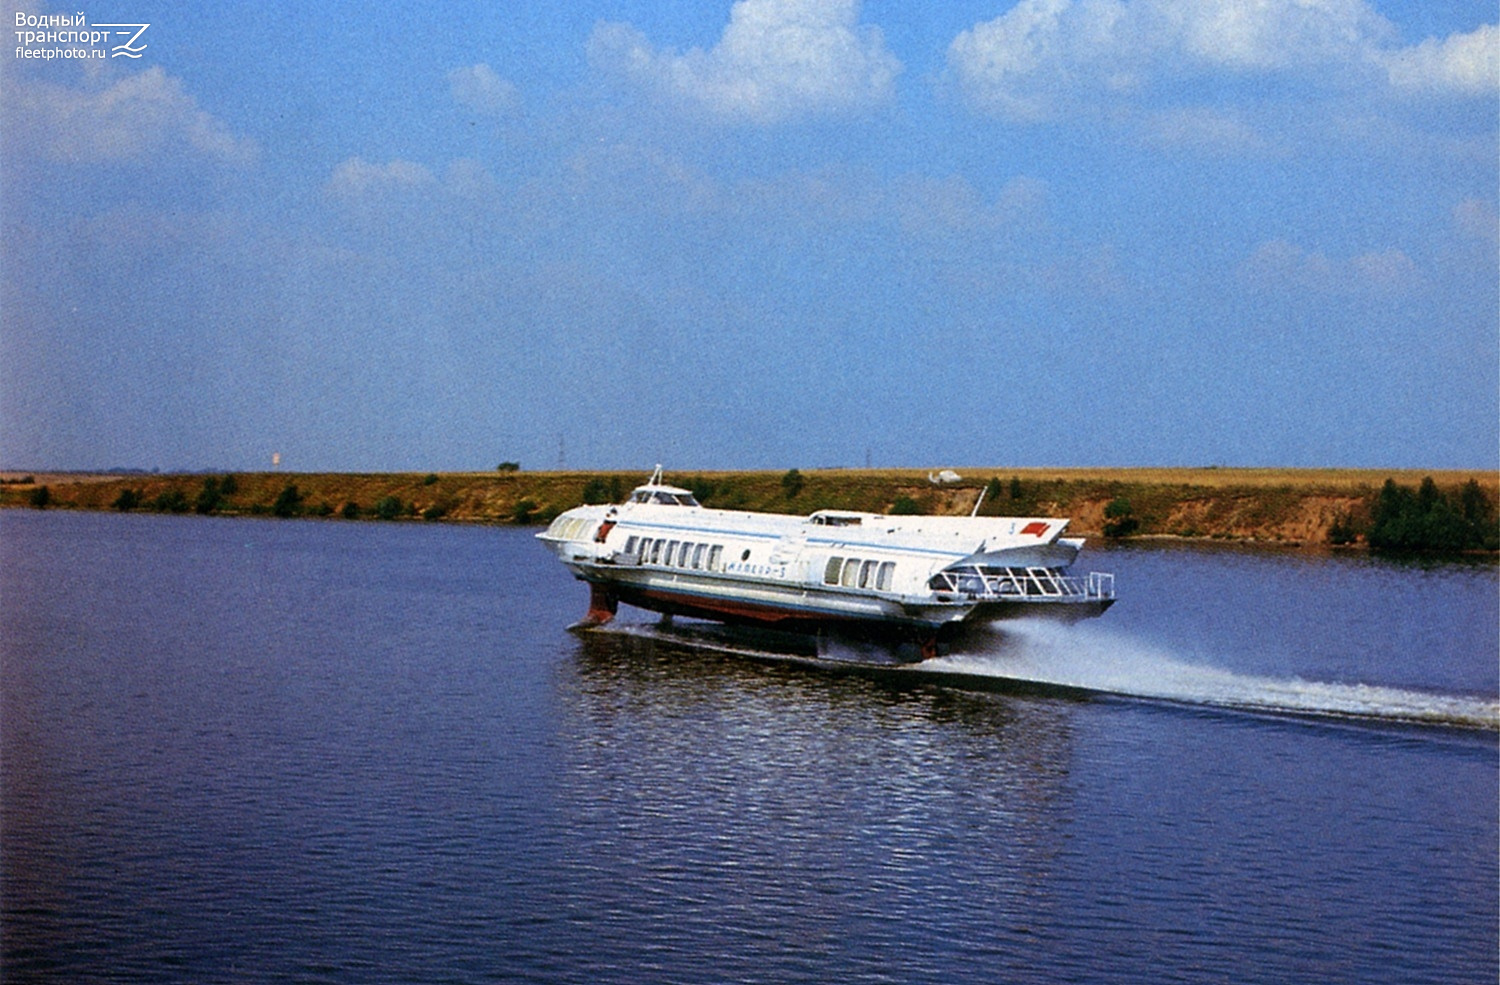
[[574, 618, 1099, 704], [574, 617, 1500, 736]]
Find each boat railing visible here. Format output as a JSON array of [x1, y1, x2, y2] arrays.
[[929, 567, 1115, 601]]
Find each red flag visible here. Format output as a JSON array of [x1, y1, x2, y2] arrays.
[[1021, 521, 1049, 537]]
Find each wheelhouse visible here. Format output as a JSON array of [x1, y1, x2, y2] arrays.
[[628, 486, 700, 507]]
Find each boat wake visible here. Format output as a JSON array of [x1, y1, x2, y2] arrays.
[[590, 619, 1500, 732], [929, 620, 1500, 731]]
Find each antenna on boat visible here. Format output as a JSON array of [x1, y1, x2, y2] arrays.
[[971, 484, 987, 516], [649, 464, 664, 486]]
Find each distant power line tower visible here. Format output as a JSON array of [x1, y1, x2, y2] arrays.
[[557, 433, 566, 470]]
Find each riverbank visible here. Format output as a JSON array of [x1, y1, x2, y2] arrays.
[[4, 466, 1496, 548]]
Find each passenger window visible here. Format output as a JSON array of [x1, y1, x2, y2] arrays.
[[824, 557, 843, 585], [841, 558, 860, 588], [666, 541, 679, 565], [708, 545, 723, 570], [650, 540, 663, 564], [877, 562, 895, 591], [692, 544, 706, 569], [624, 536, 638, 555], [859, 560, 877, 588]]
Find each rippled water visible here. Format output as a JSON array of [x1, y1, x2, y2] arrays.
[[2, 512, 1496, 984]]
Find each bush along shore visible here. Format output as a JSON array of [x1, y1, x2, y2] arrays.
[[1, 467, 1495, 554]]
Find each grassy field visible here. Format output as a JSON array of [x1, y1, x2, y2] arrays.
[[2, 466, 1495, 548]]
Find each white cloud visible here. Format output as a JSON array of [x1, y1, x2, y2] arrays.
[[1240, 239, 1336, 291], [1383, 24, 1499, 96], [893, 173, 1049, 235], [1349, 248, 1421, 293], [1453, 197, 1499, 243], [9, 65, 256, 164], [327, 157, 439, 198], [448, 63, 521, 116], [588, 0, 901, 124], [1166, 0, 1395, 72], [949, 0, 1497, 123], [947, 0, 1139, 122], [1239, 239, 1422, 296], [325, 157, 506, 209], [1145, 106, 1269, 153]]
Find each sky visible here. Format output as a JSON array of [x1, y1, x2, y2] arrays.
[[2, 0, 1496, 473]]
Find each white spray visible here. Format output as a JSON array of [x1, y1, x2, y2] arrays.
[[928, 619, 1500, 729]]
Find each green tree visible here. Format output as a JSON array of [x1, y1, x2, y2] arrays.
[[890, 495, 922, 515], [688, 476, 717, 503], [272, 484, 304, 518], [112, 488, 142, 511], [28, 485, 50, 509], [1368, 476, 1497, 552], [341, 501, 360, 520], [1459, 480, 1499, 550], [194, 477, 223, 515], [781, 468, 805, 499], [373, 496, 404, 520], [1103, 498, 1139, 538], [151, 490, 190, 513], [581, 477, 615, 504]]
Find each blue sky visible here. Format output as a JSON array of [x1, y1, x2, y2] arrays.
[[3, 0, 1496, 472]]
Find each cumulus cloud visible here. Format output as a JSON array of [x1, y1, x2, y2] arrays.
[[588, 0, 901, 124], [1383, 24, 1500, 96], [949, 0, 1497, 122], [1239, 239, 1422, 296], [448, 63, 521, 116], [8, 65, 256, 164]]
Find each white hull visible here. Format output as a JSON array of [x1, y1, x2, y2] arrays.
[[539, 471, 1114, 648]]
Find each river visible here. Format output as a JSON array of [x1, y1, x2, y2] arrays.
[[2, 511, 1495, 983]]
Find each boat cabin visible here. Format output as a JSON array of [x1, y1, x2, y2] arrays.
[[628, 484, 700, 507], [810, 511, 864, 527]]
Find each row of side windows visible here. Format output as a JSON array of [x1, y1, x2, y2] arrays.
[[547, 515, 594, 541], [624, 535, 724, 572], [823, 557, 896, 592]]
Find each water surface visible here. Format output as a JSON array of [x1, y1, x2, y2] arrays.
[[2, 512, 1495, 983]]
